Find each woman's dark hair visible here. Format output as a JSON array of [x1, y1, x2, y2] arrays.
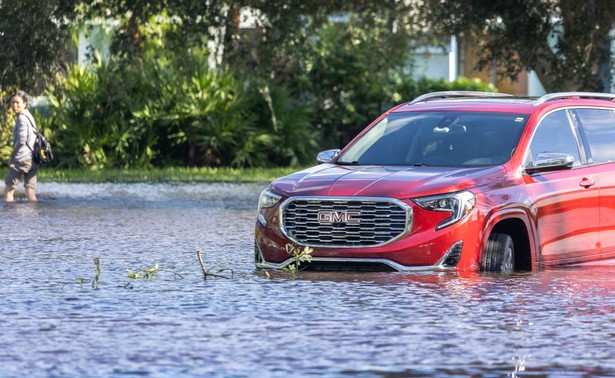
[[13, 90, 29, 107]]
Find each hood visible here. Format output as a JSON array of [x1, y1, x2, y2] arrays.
[[271, 164, 507, 198]]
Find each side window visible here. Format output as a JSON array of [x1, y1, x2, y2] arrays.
[[574, 108, 615, 164], [526, 110, 581, 167]]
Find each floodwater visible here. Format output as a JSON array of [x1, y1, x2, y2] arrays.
[[0, 182, 614, 378]]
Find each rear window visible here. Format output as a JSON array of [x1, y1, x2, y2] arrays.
[[337, 112, 527, 166]]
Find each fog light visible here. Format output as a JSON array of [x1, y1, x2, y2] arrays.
[[441, 241, 463, 267], [254, 241, 264, 264]]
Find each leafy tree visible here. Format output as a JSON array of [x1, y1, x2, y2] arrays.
[[0, 1, 79, 163], [300, 14, 412, 146], [420, 0, 615, 92], [232, 1, 422, 69], [77, 0, 231, 63], [0, 1, 78, 91], [230, 1, 422, 147]]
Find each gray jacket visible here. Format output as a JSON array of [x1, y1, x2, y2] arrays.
[[11, 109, 37, 163]]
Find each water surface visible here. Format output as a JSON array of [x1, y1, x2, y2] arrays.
[[0, 183, 614, 377]]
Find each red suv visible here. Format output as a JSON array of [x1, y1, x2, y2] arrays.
[[255, 91, 615, 272]]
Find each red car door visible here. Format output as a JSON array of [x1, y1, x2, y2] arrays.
[[571, 108, 615, 262], [523, 109, 601, 266]]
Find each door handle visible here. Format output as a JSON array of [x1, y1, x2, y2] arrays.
[[579, 177, 596, 188]]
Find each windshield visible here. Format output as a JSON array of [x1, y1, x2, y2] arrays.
[[337, 111, 527, 166]]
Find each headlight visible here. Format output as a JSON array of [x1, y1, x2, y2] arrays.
[[412, 190, 476, 230], [258, 189, 282, 211], [257, 189, 282, 225]]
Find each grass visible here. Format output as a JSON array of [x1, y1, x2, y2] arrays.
[[37, 166, 304, 184]]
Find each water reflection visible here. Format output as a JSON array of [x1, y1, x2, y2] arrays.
[[0, 183, 614, 377]]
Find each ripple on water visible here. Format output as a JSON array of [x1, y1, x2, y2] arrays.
[[0, 183, 614, 377]]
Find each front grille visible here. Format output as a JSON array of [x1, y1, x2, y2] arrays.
[[281, 197, 412, 247]]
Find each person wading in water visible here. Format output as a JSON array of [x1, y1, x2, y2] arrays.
[[4, 90, 38, 202]]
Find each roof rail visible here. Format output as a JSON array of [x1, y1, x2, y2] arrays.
[[534, 92, 615, 106], [408, 91, 513, 105]]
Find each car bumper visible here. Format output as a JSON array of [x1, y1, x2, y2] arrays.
[[254, 242, 463, 272]]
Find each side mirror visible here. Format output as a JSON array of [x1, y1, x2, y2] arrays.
[[525, 152, 574, 174], [316, 149, 341, 164]]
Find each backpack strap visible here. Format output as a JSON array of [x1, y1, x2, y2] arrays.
[[22, 112, 38, 152]]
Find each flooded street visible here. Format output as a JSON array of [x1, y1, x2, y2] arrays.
[[0, 183, 614, 377]]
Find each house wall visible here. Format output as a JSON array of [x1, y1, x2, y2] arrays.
[[460, 38, 529, 96], [412, 36, 547, 96]]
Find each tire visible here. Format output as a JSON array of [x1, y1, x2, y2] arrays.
[[481, 233, 515, 273]]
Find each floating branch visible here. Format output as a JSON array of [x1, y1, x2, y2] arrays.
[[127, 264, 160, 279], [93, 257, 101, 288], [75, 257, 102, 288], [126, 263, 184, 281], [196, 248, 233, 279]]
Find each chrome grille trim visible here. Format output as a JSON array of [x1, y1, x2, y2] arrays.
[[256, 257, 454, 272], [279, 196, 413, 248]]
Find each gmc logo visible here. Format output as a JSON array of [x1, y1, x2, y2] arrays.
[[317, 211, 361, 224]]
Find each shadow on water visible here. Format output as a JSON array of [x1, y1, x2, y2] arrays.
[[0, 183, 614, 377]]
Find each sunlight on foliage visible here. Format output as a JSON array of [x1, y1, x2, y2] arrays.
[[76, 257, 101, 288], [283, 244, 314, 279], [127, 264, 160, 279]]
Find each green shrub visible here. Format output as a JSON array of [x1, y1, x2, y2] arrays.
[[235, 80, 317, 167], [46, 54, 250, 169], [302, 16, 411, 147], [160, 64, 251, 167], [46, 58, 317, 169], [0, 88, 16, 164], [392, 75, 497, 104], [46, 63, 111, 168]]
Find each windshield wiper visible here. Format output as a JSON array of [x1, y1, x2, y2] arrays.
[[337, 160, 360, 166]]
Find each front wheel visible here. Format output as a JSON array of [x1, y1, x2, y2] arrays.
[[481, 233, 514, 273]]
